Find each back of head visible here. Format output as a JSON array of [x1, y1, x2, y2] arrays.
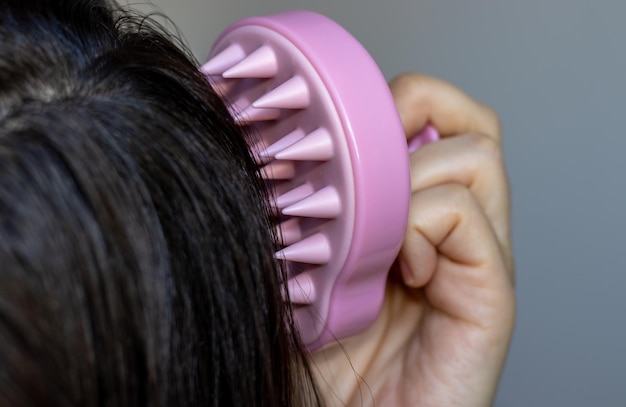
[[0, 0, 318, 405]]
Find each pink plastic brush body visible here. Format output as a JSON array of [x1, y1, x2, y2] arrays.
[[203, 10, 438, 350]]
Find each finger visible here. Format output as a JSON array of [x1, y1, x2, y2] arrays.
[[389, 73, 501, 143], [398, 183, 514, 322], [409, 133, 512, 269]]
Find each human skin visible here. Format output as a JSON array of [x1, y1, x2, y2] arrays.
[[311, 73, 515, 407]]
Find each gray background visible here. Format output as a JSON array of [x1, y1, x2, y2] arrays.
[[129, 0, 626, 405]]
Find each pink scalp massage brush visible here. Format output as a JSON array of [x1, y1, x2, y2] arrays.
[[201, 10, 438, 350]]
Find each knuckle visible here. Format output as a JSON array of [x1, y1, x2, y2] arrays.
[[463, 132, 504, 166]]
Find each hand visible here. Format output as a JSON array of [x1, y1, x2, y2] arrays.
[[311, 73, 515, 407]]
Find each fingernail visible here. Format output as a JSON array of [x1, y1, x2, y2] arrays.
[[399, 260, 416, 286]]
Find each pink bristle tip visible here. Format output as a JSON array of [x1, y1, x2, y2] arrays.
[[275, 233, 331, 264], [223, 45, 278, 78], [275, 183, 315, 209], [286, 273, 316, 304], [252, 76, 310, 110], [282, 186, 340, 219], [260, 128, 306, 159], [274, 128, 333, 161], [250, 141, 269, 165], [236, 105, 281, 123], [260, 161, 296, 180], [201, 44, 246, 76]]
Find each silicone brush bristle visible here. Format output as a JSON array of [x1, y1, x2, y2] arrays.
[[253, 76, 311, 109], [200, 43, 245, 75], [222, 45, 278, 78], [260, 128, 306, 160], [281, 186, 341, 219], [274, 128, 333, 161], [274, 183, 315, 209], [275, 233, 331, 265]]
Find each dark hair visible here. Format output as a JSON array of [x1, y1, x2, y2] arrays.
[[0, 0, 320, 405]]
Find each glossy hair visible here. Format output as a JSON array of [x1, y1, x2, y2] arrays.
[[0, 0, 320, 405]]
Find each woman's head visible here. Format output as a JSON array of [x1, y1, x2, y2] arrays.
[[0, 0, 317, 405]]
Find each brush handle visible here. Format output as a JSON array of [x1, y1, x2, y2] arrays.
[[203, 10, 438, 350]]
